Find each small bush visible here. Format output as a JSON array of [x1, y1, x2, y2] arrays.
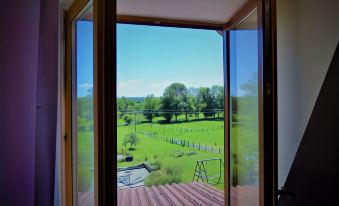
[[149, 159, 162, 170], [144, 171, 166, 186], [185, 151, 197, 156], [153, 153, 158, 159], [120, 149, 131, 156], [123, 114, 133, 125], [144, 155, 148, 161], [117, 158, 125, 163], [144, 165, 182, 187], [163, 165, 182, 183], [172, 151, 184, 158], [122, 133, 140, 150]]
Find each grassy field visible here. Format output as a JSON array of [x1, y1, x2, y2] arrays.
[[117, 96, 259, 190], [118, 114, 226, 190]]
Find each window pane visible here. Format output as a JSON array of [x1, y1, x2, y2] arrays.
[[75, 7, 94, 206], [116, 24, 225, 205], [230, 10, 259, 206]]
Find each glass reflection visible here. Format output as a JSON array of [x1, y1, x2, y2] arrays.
[[76, 7, 94, 206], [230, 10, 259, 206]]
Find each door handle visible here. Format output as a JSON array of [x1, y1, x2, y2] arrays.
[[278, 187, 296, 200]]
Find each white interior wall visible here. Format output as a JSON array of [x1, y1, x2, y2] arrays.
[[277, 0, 339, 187]]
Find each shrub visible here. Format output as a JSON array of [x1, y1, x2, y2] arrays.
[[149, 159, 162, 170], [122, 133, 140, 150], [185, 151, 197, 156], [120, 149, 131, 156], [163, 165, 182, 183], [144, 171, 166, 186], [172, 151, 184, 158], [144, 165, 182, 187], [117, 157, 125, 163], [123, 114, 133, 125]]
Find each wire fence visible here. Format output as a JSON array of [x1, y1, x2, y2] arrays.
[[138, 130, 224, 154], [152, 124, 224, 132], [118, 109, 225, 154], [117, 109, 224, 114]]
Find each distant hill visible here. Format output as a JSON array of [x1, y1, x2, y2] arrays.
[[121, 97, 146, 102]]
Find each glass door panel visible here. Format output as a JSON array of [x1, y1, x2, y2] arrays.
[[74, 6, 94, 206], [229, 10, 259, 206]]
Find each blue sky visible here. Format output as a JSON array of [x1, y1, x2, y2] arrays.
[[76, 22, 258, 97], [230, 30, 258, 97], [77, 21, 93, 97], [117, 24, 224, 97]]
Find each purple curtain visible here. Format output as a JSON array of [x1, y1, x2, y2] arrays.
[[0, 0, 59, 205]]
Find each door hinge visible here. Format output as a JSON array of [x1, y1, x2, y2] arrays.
[[266, 82, 271, 96]]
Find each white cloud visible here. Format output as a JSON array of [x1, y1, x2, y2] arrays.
[[118, 79, 144, 87], [79, 82, 93, 90], [150, 80, 172, 89], [117, 79, 223, 97]]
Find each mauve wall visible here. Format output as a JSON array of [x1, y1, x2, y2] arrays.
[[0, 0, 40, 205], [34, 0, 59, 204], [0, 0, 58, 205]]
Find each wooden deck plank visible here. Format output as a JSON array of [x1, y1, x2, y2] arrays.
[[163, 184, 197, 206], [117, 182, 258, 206], [172, 183, 207, 205], [192, 182, 224, 199], [78, 192, 94, 206], [136, 187, 151, 206], [188, 183, 224, 205], [158, 185, 184, 206], [130, 188, 140, 206], [143, 186, 159, 206], [151, 186, 172, 206], [180, 183, 223, 206]]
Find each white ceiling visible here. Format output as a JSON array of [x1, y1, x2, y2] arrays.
[[60, 0, 249, 24], [117, 0, 249, 23]]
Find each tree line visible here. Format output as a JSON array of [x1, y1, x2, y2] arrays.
[[117, 83, 224, 123]]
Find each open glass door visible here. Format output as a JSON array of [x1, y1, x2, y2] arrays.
[[65, 1, 95, 205], [229, 10, 260, 206], [226, 1, 278, 204], [74, 7, 94, 206]]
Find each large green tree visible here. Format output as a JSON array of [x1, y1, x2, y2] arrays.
[[122, 133, 140, 150], [117, 96, 129, 117], [160, 83, 189, 122], [117, 96, 143, 118], [211, 85, 224, 118], [188, 88, 201, 120], [196, 87, 215, 118], [143, 94, 159, 123]]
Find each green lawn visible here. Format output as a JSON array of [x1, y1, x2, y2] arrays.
[[117, 108, 259, 190], [117, 115, 225, 190]]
